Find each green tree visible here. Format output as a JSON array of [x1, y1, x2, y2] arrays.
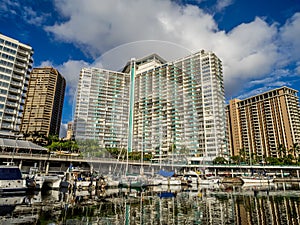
[[265, 156, 280, 165], [230, 155, 240, 164], [213, 156, 227, 165], [290, 143, 300, 162], [239, 148, 246, 164], [277, 144, 287, 158]]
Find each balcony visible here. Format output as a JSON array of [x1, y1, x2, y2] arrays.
[[1, 124, 12, 129], [4, 109, 15, 115], [6, 101, 18, 108], [14, 61, 26, 68], [12, 73, 24, 81], [9, 87, 20, 94], [2, 116, 14, 122], [10, 81, 22, 88], [7, 95, 19, 101], [18, 49, 29, 56], [13, 67, 26, 75], [16, 54, 28, 62]]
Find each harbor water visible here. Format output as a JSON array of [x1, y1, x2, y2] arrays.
[[1, 182, 300, 224]]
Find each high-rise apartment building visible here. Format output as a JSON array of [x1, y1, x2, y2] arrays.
[[20, 67, 66, 137], [74, 50, 227, 164], [0, 33, 34, 132], [74, 67, 130, 144], [226, 86, 300, 160]]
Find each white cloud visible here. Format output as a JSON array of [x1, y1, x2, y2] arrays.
[[236, 87, 272, 100], [46, 0, 218, 57], [59, 123, 67, 138], [23, 6, 50, 26], [215, 0, 234, 12], [0, 0, 19, 16], [43, 0, 299, 99], [38, 59, 89, 101], [280, 13, 300, 61], [296, 62, 300, 75], [0, 1, 50, 25]]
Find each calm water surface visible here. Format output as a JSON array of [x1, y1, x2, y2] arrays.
[[1, 182, 300, 225]]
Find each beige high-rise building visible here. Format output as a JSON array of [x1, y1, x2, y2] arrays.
[[226, 86, 300, 160], [20, 67, 66, 137], [0, 33, 34, 132]]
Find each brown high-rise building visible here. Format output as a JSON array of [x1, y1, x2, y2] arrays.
[[226, 86, 300, 161], [21, 67, 66, 137]]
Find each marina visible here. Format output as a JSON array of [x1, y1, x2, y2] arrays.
[[2, 152, 300, 224], [1, 181, 300, 224]]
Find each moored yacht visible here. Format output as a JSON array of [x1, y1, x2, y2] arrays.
[[183, 171, 201, 185], [0, 165, 28, 195], [240, 176, 274, 184]]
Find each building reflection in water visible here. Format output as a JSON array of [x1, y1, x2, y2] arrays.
[[1, 182, 300, 224]]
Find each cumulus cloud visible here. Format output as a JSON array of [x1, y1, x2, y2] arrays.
[[215, 0, 234, 12], [23, 6, 50, 26], [297, 62, 300, 75], [59, 123, 67, 138], [0, 0, 19, 17], [40, 0, 300, 99], [39, 59, 89, 101], [1, 0, 50, 26], [280, 13, 300, 61]]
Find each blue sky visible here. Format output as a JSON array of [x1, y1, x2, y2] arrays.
[[1, 0, 300, 135]]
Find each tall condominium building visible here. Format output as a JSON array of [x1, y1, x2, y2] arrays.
[[0, 33, 34, 132], [226, 86, 300, 160], [20, 67, 66, 137], [74, 50, 227, 163]]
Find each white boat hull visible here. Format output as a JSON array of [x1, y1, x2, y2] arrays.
[[0, 181, 27, 195], [0, 166, 28, 194], [183, 171, 201, 185], [161, 177, 181, 186], [241, 177, 274, 184], [43, 176, 62, 189]]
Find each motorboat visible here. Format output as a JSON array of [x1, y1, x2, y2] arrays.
[[0, 164, 28, 195], [42, 174, 62, 189], [119, 174, 148, 188], [156, 170, 182, 186], [104, 175, 120, 188], [183, 171, 201, 185], [200, 176, 221, 185], [240, 176, 274, 184]]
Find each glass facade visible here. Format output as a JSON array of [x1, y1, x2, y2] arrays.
[[74, 51, 227, 163], [74, 68, 130, 148]]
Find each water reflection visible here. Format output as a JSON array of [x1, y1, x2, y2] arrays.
[[1, 182, 300, 224]]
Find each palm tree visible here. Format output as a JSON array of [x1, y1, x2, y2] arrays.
[[290, 143, 300, 163], [239, 148, 246, 164], [277, 144, 287, 158], [230, 155, 240, 164], [213, 156, 227, 165]]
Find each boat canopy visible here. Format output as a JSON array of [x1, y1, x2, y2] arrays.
[[157, 170, 175, 177], [0, 166, 22, 180]]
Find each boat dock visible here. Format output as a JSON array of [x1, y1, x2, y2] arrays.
[[1, 152, 300, 180]]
